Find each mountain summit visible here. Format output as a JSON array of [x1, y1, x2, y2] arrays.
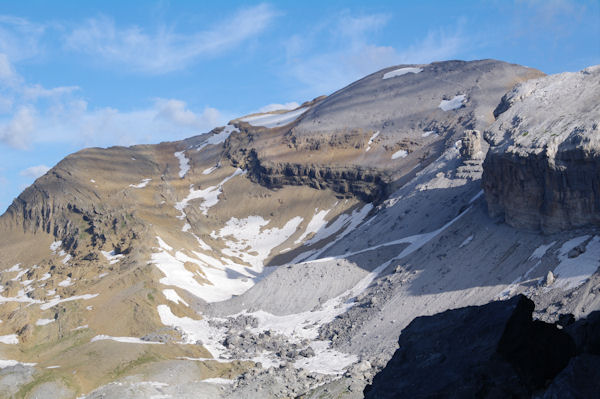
[[1, 59, 599, 398]]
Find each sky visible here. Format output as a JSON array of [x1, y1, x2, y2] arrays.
[[0, 0, 599, 213]]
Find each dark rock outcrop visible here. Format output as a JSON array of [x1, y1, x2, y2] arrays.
[[364, 295, 576, 398], [482, 65, 600, 233], [225, 132, 389, 203]]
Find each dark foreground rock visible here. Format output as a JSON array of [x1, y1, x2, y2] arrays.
[[364, 295, 577, 398]]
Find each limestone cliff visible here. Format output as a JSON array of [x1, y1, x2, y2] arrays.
[[483, 65, 600, 233]]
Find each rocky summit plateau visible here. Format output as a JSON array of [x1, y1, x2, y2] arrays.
[[0, 59, 599, 398]]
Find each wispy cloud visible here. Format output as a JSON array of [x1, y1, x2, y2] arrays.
[[64, 3, 278, 74], [0, 53, 229, 150], [0, 15, 47, 62], [0, 105, 36, 149], [19, 164, 49, 179], [284, 12, 467, 96]]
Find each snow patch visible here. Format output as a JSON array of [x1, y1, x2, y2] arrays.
[[58, 278, 72, 287], [50, 241, 62, 253], [174, 151, 190, 178], [422, 130, 438, 137], [241, 107, 308, 128], [36, 318, 55, 326], [529, 242, 556, 261], [553, 236, 600, 290], [439, 94, 466, 111], [392, 149, 408, 159], [0, 334, 18, 344], [40, 294, 98, 310], [459, 235, 473, 248], [157, 304, 226, 358], [196, 125, 239, 152], [0, 359, 36, 368], [202, 378, 235, 384], [101, 250, 124, 265], [91, 335, 163, 345], [365, 131, 379, 152], [175, 168, 245, 217], [163, 289, 189, 306], [202, 166, 217, 175], [72, 325, 88, 331], [211, 215, 303, 269], [382, 67, 423, 79], [129, 178, 151, 188], [295, 209, 330, 244]]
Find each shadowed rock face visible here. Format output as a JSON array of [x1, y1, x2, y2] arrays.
[[482, 65, 600, 233], [364, 295, 576, 399]]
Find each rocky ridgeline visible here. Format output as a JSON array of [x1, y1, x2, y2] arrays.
[[225, 131, 389, 203], [483, 66, 600, 233]]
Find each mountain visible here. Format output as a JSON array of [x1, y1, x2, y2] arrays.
[[0, 59, 598, 398]]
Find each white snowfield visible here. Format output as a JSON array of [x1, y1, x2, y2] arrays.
[[0, 359, 36, 368], [241, 107, 308, 128], [174, 151, 190, 178], [553, 235, 600, 290], [35, 318, 55, 326], [295, 209, 330, 244], [391, 149, 408, 159], [129, 178, 151, 188], [0, 334, 18, 344], [175, 168, 245, 218], [365, 131, 379, 152], [202, 166, 217, 175], [49, 241, 62, 253], [293, 203, 374, 263], [101, 250, 124, 265], [152, 235, 256, 303], [210, 215, 303, 269], [202, 378, 235, 384], [382, 67, 423, 79], [91, 335, 163, 345], [154, 213, 303, 303], [163, 288, 189, 307], [439, 94, 466, 111], [422, 130, 437, 137], [39, 294, 98, 310], [197, 124, 239, 152]]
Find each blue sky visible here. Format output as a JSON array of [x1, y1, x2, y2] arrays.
[[0, 0, 599, 213]]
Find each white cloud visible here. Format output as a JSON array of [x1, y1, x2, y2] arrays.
[[22, 84, 80, 101], [19, 164, 50, 179], [0, 15, 46, 62], [27, 98, 228, 148], [154, 98, 221, 128], [64, 3, 278, 74], [336, 13, 390, 40], [257, 102, 300, 113], [0, 53, 20, 86], [285, 14, 467, 96], [0, 106, 36, 149]]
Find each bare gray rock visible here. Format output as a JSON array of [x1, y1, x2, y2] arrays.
[[483, 65, 600, 232]]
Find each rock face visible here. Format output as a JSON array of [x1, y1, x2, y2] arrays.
[[460, 129, 483, 160], [482, 65, 600, 233], [364, 295, 576, 398]]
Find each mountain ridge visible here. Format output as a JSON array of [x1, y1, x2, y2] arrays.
[[1, 59, 599, 399]]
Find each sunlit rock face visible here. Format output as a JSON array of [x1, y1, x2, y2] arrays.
[[483, 66, 600, 233]]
